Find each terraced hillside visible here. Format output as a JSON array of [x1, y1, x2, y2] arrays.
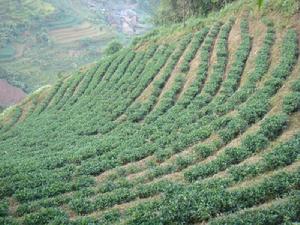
[[1, 1, 300, 225], [0, 0, 157, 98]]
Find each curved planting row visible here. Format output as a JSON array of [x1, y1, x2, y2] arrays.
[[126, 30, 205, 122], [144, 22, 223, 124]]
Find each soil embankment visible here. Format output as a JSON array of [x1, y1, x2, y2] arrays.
[[0, 79, 26, 107]]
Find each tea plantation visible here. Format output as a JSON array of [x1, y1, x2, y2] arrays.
[[0, 1, 300, 224]]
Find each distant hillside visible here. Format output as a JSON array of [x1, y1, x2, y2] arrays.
[[0, 0, 300, 224], [0, 0, 157, 96]]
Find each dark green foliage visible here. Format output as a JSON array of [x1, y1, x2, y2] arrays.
[[194, 142, 218, 158], [154, 147, 174, 162], [97, 209, 121, 225], [229, 133, 300, 182], [291, 80, 300, 92], [283, 92, 300, 114], [23, 208, 68, 225], [69, 198, 94, 215], [283, 79, 300, 114], [239, 94, 270, 124], [209, 192, 300, 225], [0, 217, 19, 225], [260, 114, 288, 140], [155, 0, 236, 24], [185, 111, 291, 182], [104, 41, 123, 55], [127, 169, 300, 224], [242, 133, 268, 152], [0, 199, 9, 217], [263, 134, 300, 170], [218, 116, 248, 143]]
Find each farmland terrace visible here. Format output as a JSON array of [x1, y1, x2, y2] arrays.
[[0, 0, 300, 224]]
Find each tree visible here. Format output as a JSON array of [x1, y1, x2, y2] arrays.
[[104, 41, 123, 55], [155, 0, 235, 25]]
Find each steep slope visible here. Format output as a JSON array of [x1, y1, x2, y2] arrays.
[[0, 1, 300, 224]]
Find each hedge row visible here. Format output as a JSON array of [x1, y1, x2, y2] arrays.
[[127, 32, 196, 122], [283, 79, 300, 114], [124, 168, 300, 224], [228, 133, 300, 182], [184, 113, 288, 182]]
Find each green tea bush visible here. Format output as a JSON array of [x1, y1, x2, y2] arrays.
[[0, 199, 9, 217], [104, 41, 123, 55], [23, 208, 68, 225], [241, 133, 268, 152], [283, 92, 300, 114], [209, 193, 300, 225], [180, 28, 209, 72], [260, 114, 288, 140], [283, 79, 300, 114]]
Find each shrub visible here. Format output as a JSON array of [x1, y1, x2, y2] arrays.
[[263, 134, 300, 170], [104, 41, 123, 55], [239, 95, 270, 124], [23, 208, 68, 225], [282, 92, 300, 114], [194, 144, 215, 158], [0, 199, 9, 217], [69, 198, 94, 215], [242, 133, 268, 152], [260, 114, 288, 140], [291, 80, 300, 92], [209, 193, 300, 225], [218, 117, 248, 143], [155, 148, 174, 162]]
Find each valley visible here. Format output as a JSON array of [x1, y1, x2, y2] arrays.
[[0, 0, 157, 106]]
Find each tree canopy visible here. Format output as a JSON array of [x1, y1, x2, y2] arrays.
[[155, 0, 235, 25]]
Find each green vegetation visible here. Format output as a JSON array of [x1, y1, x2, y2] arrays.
[[104, 41, 123, 56], [0, 0, 156, 93], [259, 0, 300, 15], [0, 0, 300, 224], [155, 0, 236, 24]]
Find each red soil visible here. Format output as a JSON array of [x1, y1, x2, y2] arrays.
[[0, 79, 26, 107]]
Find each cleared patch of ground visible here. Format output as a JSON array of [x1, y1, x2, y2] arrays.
[[0, 79, 26, 107]]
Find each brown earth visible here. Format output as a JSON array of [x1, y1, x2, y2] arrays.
[[0, 79, 26, 107]]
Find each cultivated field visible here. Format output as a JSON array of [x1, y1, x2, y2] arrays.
[[0, 1, 300, 224], [49, 22, 111, 44]]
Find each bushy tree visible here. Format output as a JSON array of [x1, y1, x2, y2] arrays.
[[155, 0, 235, 25], [104, 41, 123, 55]]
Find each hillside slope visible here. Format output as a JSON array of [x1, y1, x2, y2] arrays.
[[1, 1, 300, 224], [0, 0, 157, 98]]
